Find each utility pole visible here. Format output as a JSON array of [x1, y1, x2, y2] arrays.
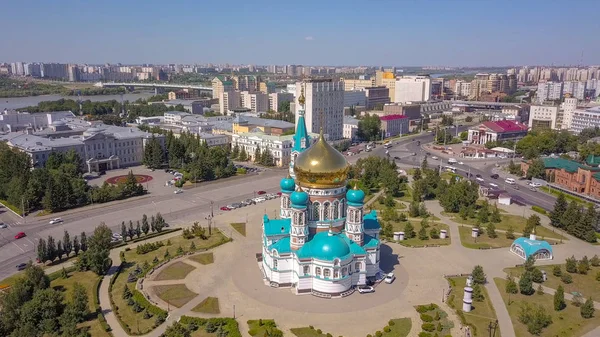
[[210, 200, 214, 218]]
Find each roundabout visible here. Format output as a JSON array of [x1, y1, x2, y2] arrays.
[[105, 174, 153, 185]]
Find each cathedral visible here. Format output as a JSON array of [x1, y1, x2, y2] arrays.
[[260, 88, 382, 297]]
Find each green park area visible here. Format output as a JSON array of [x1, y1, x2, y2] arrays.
[[291, 318, 411, 337], [192, 297, 220, 314], [154, 284, 198, 308], [230, 222, 247, 236], [172, 316, 241, 337], [110, 226, 229, 334], [414, 303, 454, 336], [189, 252, 215, 265], [248, 319, 284, 337], [458, 225, 516, 249], [154, 261, 195, 281], [504, 255, 600, 301], [494, 278, 600, 337], [447, 276, 500, 336]]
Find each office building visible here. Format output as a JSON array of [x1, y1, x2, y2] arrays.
[[0, 110, 75, 133], [212, 76, 234, 99], [219, 91, 241, 114], [537, 82, 563, 103], [343, 90, 367, 108], [529, 105, 560, 130], [241, 91, 269, 112], [395, 75, 432, 103], [383, 103, 421, 131], [295, 79, 344, 141], [467, 120, 528, 145], [561, 98, 578, 130], [343, 116, 359, 140], [454, 80, 471, 97], [563, 81, 587, 100], [342, 78, 375, 91], [570, 106, 600, 134], [41, 63, 69, 80], [269, 93, 294, 112], [364, 86, 390, 109], [259, 81, 276, 94], [379, 115, 409, 137]]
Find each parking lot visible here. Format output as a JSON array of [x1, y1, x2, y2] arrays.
[[219, 190, 280, 211]]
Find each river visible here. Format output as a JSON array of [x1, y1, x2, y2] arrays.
[[0, 92, 156, 110]]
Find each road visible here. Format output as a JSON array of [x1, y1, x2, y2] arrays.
[[0, 126, 560, 280]]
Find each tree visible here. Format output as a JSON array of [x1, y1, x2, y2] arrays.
[[554, 285, 566, 311], [155, 212, 166, 232], [421, 157, 428, 171], [487, 222, 497, 238], [47, 235, 57, 262], [505, 225, 516, 239], [413, 167, 422, 181], [561, 201, 581, 232], [238, 147, 248, 161], [56, 240, 64, 260], [430, 227, 440, 239], [357, 114, 382, 141], [231, 144, 240, 159], [143, 136, 164, 169], [37, 238, 47, 263], [471, 265, 486, 284], [404, 222, 416, 239], [72, 235, 80, 256], [505, 275, 518, 294], [142, 214, 150, 235], [80, 232, 87, 252], [163, 321, 191, 337], [16, 288, 65, 335], [552, 265, 562, 277], [581, 297, 595, 319], [519, 272, 535, 295], [477, 201, 490, 223], [524, 255, 536, 272], [566, 255, 578, 273], [81, 223, 112, 275], [472, 283, 484, 302], [254, 145, 262, 164], [128, 220, 135, 240], [531, 268, 544, 283], [524, 214, 540, 237], [121, 222, 128, 243], [418, 226, 429, 240], [72, 282, 89, 322], [62, 230, 72, 257], [136, 221, 142, 239], [490, 205, 501, 223], [525, 158, 546, 180], [578, 256, 590, 275], [578, 205, 598, 243], [549, 193, 567, 228], [151, 215, 156, 232]]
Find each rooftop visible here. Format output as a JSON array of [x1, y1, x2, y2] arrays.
[[343, 116, 359, 126], [379, 114, 408, 121], [512, 237, 553, 259], [541, 157, 600, 173], [479, 120, 528, 133]]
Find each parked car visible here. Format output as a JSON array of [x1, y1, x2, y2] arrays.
[[528, 181, 542, 187], [14, 232, 26, 239], [253, 197, 266, 203], [174, 189, 183, 194], [0, 223, 7, 229], [475, 177, 485, 183], [257, 190, 267, 195], [431, 156, 438, 160], [16, 263, 27, 271], [49, 218, 63, 224], [276, 192, 282, 196], [357, 286, 375, 294], [220, 206, 231, 211], [475, 174, 482, 178], [490, 174, 499, 179], [384, 272, 396, 284], [230, 203, 243, 209], [489, 183, 499, 188]]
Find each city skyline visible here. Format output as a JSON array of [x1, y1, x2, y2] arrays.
[[4, 0, 600, 66]]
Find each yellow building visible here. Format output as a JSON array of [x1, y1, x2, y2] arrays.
[[211, 76, 234, 99], [231, 115, 295, 135]]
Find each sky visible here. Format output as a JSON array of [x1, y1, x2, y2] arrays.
[[3, 0, 600, 67]]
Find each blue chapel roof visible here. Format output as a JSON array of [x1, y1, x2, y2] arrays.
[[292, 112, 309, 153], [263, 216, 291, 237], [268, 236, 291, 254], [296, 232, 367, 261], [512, 237, 553, 258], [363, 210, 381, 230]]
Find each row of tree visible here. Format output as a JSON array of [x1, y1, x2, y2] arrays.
[[119, 213, 167, 242], [548, 194, 598, 243], [515, 128, 600, 160], [37, 230, 87, 265]]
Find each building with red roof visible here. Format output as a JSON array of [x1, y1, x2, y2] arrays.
[[378, 114, 409, 137], [467, 120, 528, 145]]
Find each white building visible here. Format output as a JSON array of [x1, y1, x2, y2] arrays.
[[563, 81, 587, 100], [560, 98, 578, 130], [343, 116, 359, 140], [454, 80, 471, 97], [570, 106, 600, 134], [295, 79, 344, 141], [343, 90, 367, 107], [394, 75, 432, 103], [220, 91, 241, 114], [529, 105, 560, 130], [269, 93, 294, 112], [536, 82, 563, 103], [163, 111, 191, 125], [0, 110, 75, 132]]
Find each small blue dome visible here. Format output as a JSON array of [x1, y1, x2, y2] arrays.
[[301, 232, 351, 261], [346, 186, 365, 205], [290, 189, 309, 207], [280, 176, 295, 193]]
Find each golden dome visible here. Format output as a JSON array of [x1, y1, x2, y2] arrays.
[[293, 131, 349, 189]]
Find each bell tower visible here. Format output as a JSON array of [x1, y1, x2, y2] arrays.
[[290, 186, 309, 250], [345, 184, 365, 245]]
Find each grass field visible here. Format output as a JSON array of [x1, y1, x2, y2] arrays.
[[191, 297, 220, 314], [494, 278, 600, 337], [447, 277, 500, 337], [188, 252, 214, 265], [391, 220, 451, 246], [247, 319, 283, 337], [415, 304, 454, 336], [291, 327, 328, 337], [154, 261, 195, 281], [504, 263, 600, 301], [539, 187, 593, 207], [154, 284, 197, 308], [230, 222, 246, 236], [458, 226, 517, 249]]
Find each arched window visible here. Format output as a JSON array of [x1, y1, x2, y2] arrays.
[[283, 196, 290, 208], [342, 267, 347, 277], [323, 268, 331, 278], [348, 209, 354, 223], [354, 209, 361, 223], [312, 202, 320, 221], [334, 259, 340, 266], [298, 213, 304, 225], [315, 267, 321, 277], [323, 202, 330, 220], [293, 212, 299, 225], [334, 270, 339, 278], [333, 200, 339, 219], [355, 262, 361, 271], [303, 265, 310, 275], [273, 259, 278, 270], [340, 199, 345, 217]]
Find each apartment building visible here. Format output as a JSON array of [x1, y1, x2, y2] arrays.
[[537, 81, 564, 103], [343, 116, 359, 140], [212, 76, 234, 99], [570, 106, 600, 134], [529, 105, 561, 130], [295, 79, 344, 141], [395, 75, 432, 103], [379, 115, 409, 137], [219, 91, 241, 114], [268, 93, 294, 112], [241, 91, 269, 113]]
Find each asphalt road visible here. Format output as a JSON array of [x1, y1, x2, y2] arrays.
[[0, 127, 559, 280]]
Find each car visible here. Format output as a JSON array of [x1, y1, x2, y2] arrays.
[[0, 223, 7, 229], [220, 206, 231, 211], [174, 189, 183, 194], [357, 286, 375, 294], [276, 192, 282, 196], [254, 197, 266, 203], [257, 190, 267, 195], [475, 177, 484, 183], [49, 218, 63, 224], [489, 183, 499, 188], [16, 263, 27, 271], [394, 156, 401, 160], [412, 152, 417, 156], [431, 156, 438, 160], [490, 174, 499, 179], [230, 203, 243, 209], [528, 181, 542, 187], [14, 232, 26, 239], [384, 272, 396, 284], [458, 161, 464, 165], [475, 174, 482, 178]]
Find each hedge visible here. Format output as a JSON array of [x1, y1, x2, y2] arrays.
[[48, 265, 77, 281], [531, 206, 547, 215], [132, 289, 167, 318], [131, 228, 182, 243], [179, 317, 241, 337]]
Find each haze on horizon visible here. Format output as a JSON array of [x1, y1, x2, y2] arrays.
[[3, 0, 599, 67]]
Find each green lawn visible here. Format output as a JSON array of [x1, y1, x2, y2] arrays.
[[375, 318, 412, 337], [504, 263, 600, 301], [447, 277, 500, 337], [111, 229, 229, 334], [390, 220, 451, 247], [291, 327, 328, 337], [192, 297, 220, 314], [247, 319, 283, 337], [230, 222, 246, 236], [188, 252, 214, 265], [415, 304, 454, 336], [458, 225, 516, 249], [154, 284, 197, 308], [154, 261, 195, 281], [442, 212, 566, 240], [494, 278, 600, 337]]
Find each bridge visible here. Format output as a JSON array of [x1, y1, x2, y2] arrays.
[[95, 82, 212, 93], [449, 100, 522, 109]]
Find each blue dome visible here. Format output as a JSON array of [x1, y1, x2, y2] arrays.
[[299, 232, 351, 261], [511, 237, 553, 259], [290, 189, 309, 207], [280, 176, 295, 193], [346, 186, 365, 205]]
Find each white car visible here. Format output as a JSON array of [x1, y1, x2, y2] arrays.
[[528, 181, 542, 188], [254, 197, 266, 203], [174, 189, 183, 194], [49, 218, 63, 225], [384, 272, 396, 284], [489, 183, 499, 188], [357, 286, 375, 294], [431, 156, 438, 160], [475, 177, 485, 183], [0, 223, 7, 229], [458, 162, 464, 165]]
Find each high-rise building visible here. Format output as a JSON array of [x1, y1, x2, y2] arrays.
[[68, 65, 80, 82], [395, 75, 432, 103], [570, 106, 600, 134], [536, 82, 563, 103], [343, 90, 367, 108], [287, 65, 298, 76], [219, 91, 241, 114], [269, 93, 294, 112], [561, 97, 578, 130], [233, 75, 258, 91], [41, 63, 69, 80], [563, 81, 587, 100], [295, 79, 344, 141], [259, 81, 276, 94], [212, 76, 234, 99], [455, 80, 471, 97], [241, 91, 269, 112]]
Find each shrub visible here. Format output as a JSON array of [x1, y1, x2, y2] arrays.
[[317, 329, 323, 334], [383, 326, 391, 333], [388, 320, 395, 326], [420, 314, 434, 322], [566, 256, 578, 273], [581, 297, 595, 319], [418, 333, 432, 337], [375, 331, 382, 337], [309, 326, 314, 329], [421, 323, 436, 332], [552, 265, 562, 277], [591, 255, 600, 267], [416, 305, 430, 313], [437, 322, 443, 331], [136, 241, 164, 254], [326, 333, 332, 337], [434, 311, 441, 321], [531, 206, 546, 214], [561, 274, 573, 284], [143, 310, 153, 319], [531, 268, 544, 283]]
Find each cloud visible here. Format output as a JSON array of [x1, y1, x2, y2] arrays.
[[304, 36, 314, 41]]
